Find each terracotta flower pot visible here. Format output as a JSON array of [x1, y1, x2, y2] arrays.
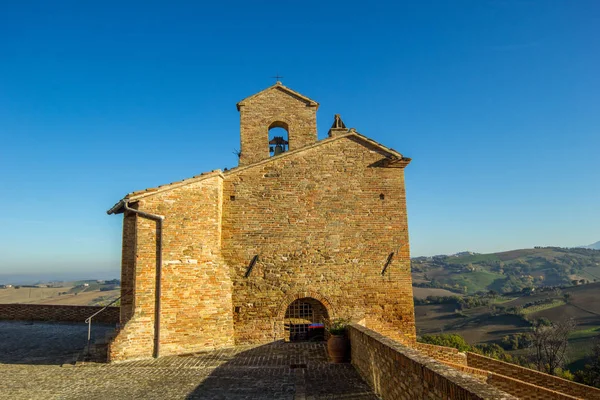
[[327, 334, 349, 363]]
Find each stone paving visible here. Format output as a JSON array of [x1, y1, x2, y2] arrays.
[[0, 322, 379, 399], [0, 320, 115, 365]]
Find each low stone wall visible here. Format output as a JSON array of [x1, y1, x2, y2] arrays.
[[440, 361, 489, 382], [348, 324, 516, 400], [467, 352, 600, 400], [488, 372, 579, 400], [413, 342, 467, 365], [442, 361, 580, 400], [0, 303, 119, 324]]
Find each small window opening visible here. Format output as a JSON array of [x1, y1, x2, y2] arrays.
[[230, 195, 236, 201], [234, 306, 241, 313], [269, 121, 289, 157], [379, 193, 385, 200]]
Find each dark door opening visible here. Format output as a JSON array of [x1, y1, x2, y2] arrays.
[[284, 298, 328, 342]]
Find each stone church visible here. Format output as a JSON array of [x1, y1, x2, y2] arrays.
[[107, 82, 415, 361]]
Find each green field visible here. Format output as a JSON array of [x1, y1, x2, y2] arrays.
[[522, 299, 565, 315]]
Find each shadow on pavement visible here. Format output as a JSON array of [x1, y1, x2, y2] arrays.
[[184, 341, 377, 400], [0, 320, 115, 365]]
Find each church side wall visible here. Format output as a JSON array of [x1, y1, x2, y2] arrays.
[[222, 137, 416, 345], [239, 88, 317, 166], [109, 175, 235, 361]]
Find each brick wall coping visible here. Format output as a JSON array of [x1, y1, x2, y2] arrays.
[[0, 303, 119, 324], [467, 352, 600, 399], [441, 361, 490, 380], [349, 324, 517, 399], [487, 371, 580, 400], [413, 342, 468, 365], [442, 361, 581, 400], [414, 342, 461, 354]]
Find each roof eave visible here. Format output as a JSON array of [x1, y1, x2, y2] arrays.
[[236, 83, 319, 111], [107, 199, 125, 215]]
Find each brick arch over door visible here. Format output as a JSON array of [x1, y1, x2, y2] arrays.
[[273, 290, 335, 341], [275, 290, 335, 320]]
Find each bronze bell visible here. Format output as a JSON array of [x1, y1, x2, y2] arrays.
[[274, 144, 284, 155]]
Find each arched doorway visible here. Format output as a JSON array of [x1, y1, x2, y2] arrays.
[[284, 297, 329, 342]]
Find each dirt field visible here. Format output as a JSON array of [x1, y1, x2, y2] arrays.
[[412, 287, 463, 299], [414, 282, 600, 371], [0, 287, 119, 306], [0, 287, 72, 304]]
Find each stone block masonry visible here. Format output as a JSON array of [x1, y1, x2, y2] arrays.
[[223, 135, 415, 345], [0, 303, 119, 324]]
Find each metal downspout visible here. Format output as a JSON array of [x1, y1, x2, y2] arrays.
[[123, 202, 165, 358]]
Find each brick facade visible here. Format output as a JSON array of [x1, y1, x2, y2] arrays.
[[107, 83, 415, 361], [109, 174, 235, 361], [237, 82, 318, 166]]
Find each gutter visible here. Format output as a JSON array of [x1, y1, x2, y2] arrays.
[[110, 200, 165, 358]]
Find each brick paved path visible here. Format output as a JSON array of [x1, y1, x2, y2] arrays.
[[0, 327, 379, 400]]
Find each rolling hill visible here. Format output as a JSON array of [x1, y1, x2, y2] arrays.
[[581, 241, 600, 250], [412, 247, 600, 295]]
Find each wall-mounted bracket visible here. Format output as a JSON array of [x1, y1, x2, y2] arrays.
[[381, 252, 394, 276], [244, 255, 259, 278]]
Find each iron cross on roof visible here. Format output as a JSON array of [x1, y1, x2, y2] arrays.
[[272, 74, 284, 83]]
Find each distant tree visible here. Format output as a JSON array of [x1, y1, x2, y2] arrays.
[[575, 337, 600, 388], [419, 333, 471, 352], [535, 318, 552, 327], [530, 318, 576, 375], [564, 293, 572, 303]]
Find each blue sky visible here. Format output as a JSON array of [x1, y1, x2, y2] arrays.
[[1, 1, 599, 278]]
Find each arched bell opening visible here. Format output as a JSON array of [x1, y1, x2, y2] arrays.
[[268, 121, 289, 157], [284, 297, 329, 342]]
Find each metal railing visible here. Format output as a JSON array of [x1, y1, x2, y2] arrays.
[[84, 295, 122, 353]]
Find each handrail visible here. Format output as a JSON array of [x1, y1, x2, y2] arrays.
[[85, 295, 122, 324], [84, 294, 123, 355]]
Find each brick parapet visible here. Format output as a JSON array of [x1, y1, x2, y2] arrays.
[[467, 352, 600, 399], [349, 324, 516, 400], [439, 361, 489, 382], [0, 303, 119, 324], [487, 373, 580, 400], [413, 342, 468, 365]]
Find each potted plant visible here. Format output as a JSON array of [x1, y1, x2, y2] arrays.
[[327, 318, 350, 363]]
